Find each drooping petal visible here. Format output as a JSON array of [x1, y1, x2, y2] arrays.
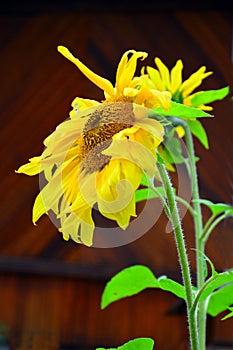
[[96, 159, 141, 202], [59, 208, 95, 246], [69, 171, 97, 212], [58, 46, 114, 96], [96, 160, 120, 205], [99, 194, 137, 230], [16, 156, 43, 176], [43, 116, 87, 151], [32, 192, 47, 224], [96, 159, 141, 229], [120, 158, 142, 190], [134, 119, 164, 147], [103, 133, 157, 178], [115, 50, 148, 96]]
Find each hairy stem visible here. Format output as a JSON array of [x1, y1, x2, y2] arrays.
[[157, 163, 199, 350], [203, 213, 228, 243], [184, 125, 206, 350]]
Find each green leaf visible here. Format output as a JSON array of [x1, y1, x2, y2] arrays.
[[96, 337, 154, 350], [151, 101, 212, 119], [191, 86, 229, 107], [207, 282, 233, 317], [199, 270, 233, 302], [157, 276, 186, 300], [101, 265, 159, 309], [221, 307, 233, 321], [187, 119, 209, 149], [135, 187, 166, 203], [101, 265, 186, 309], [193, 199, 233, 216]]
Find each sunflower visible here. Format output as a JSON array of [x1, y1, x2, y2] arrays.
[[147, 58, 213, 111], [17, 48, 167, 246]]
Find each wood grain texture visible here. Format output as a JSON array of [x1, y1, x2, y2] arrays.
[[0, 5, 232, 349]]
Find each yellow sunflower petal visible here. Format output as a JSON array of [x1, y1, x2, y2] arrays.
[[170, 59, 183, 94], [116, 50, 148, 95], [37, 158, 79, 218], [103, 135, 157, 178], [175, 126, 185, 138], [132, 103, 149, 120], [123, 87, 139, 98], [134, 119, 164, 146], [32, 192, 47, 225], [100, 194, 137, 230], [96, 160, 120, 203], [16, 156, 42, 175], [120, 159, 142, 190], [96, 159, 141, 229], [96, 159, 140, 205], [147, 66, 165, 91], [43, 117, 87, 151], [197, 104, 213, 111], [58, 46, 114, 96], [70, 97, 100, 116], [70, 171, 97, 212], [132, 86, 152, 106], [183, 94, 213, 111], [59, 209, 95, 246], [150, 90, 171, 110], [154, 57, 170, 90], [180, 66, 213, 97]]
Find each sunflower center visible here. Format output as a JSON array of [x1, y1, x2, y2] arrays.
[[80, 102, 135, 174]]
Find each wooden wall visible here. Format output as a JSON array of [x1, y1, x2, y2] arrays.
[[0, 2, 232, 349]]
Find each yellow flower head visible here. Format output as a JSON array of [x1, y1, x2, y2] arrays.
[[57, 46, 171, 112], [147, 58, 213, 110], [17, 102, 164, 246]]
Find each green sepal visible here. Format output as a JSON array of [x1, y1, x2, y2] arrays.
[[96, 337, 154, 350], [101, 265, 186, 310], [191, 86, 230, 107], [192, 199, 233, 216], [187, 119, 209, 149], [151, 101, 212, 119]]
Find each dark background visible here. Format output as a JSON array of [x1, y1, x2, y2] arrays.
[[0, 1, 232, 349]]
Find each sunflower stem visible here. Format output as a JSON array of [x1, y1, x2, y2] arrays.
[[157, 163, 199, 350], [202, 212, 228, 243], [184, 124, 206, 350]]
